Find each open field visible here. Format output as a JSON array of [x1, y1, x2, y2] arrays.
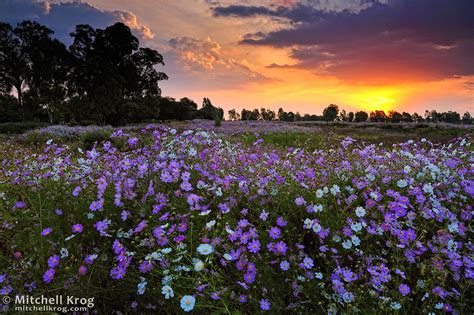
[[0, 123, 473, 314]]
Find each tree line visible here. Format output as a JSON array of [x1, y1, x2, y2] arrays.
[[0, 20, 223, 125], [228, 105, 472, 124]]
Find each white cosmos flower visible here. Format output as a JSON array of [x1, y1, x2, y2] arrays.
[[196, 244, 214, 255]]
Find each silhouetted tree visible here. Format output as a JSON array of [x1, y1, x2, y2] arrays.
[[0, 21, 69, 121], [338, 109, 347, 121], [228, 109, 240, 121], [196, 98, 223, 120], [424, 110, 441, 123], [0, 95, 21, 122], [68, 22, 167, 124], [440, 111, 461, 124], [462, 112, 472, 124], [401, 112, 413, 122], [260, 108, 275, 121], [412, 112, 424, 123], [354, 111, 368, 122], [241, 109, 251, 121], [388, 110, 402, 123], [347, 112, 354, 122], [250, 109, 260, 120], [370, 110, 387, 122], [323, 104, 339, 121], [0, 22, 29, 115]]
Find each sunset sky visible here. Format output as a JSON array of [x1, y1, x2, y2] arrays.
[[1, 0, 473, 115]]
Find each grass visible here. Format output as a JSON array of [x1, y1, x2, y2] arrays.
[[233, 126, 472, 151]]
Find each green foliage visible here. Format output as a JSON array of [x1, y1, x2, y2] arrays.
[[196, 97, 224, 120], [80, 130, 112, 150], [214, 115, 222, 127], [0, 21, 168, 126], [0, 121, 49, 134], [0, 95, 21, 122]]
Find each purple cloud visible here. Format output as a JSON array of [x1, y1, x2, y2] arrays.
[[213, 0, 474, 82]]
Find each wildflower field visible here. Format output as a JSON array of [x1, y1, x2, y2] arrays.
[[0, 123, 473, 314]]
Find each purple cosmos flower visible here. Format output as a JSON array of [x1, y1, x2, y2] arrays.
[[218, 203, 230, 213], [43, 269, 55, 283], [269, 227, 281, 239], [24, 281, 36, 293], [0, 285, 12, 295], [243, 273, 255, 284], [139, 261, 153, 273], [398, 284, 411, 296], [47, 255, 60, 268], [94, 219, 109, 236], [72, 186, 81, 196], [260, 299, 271, 311], [14, 201, 26, 209], [280, 260, 290, 271], [276, 217, 287, 227], [295, 197, 306, 206], [211, 291, 221, 300], [72, 224, 83, 233], [248, 239, 261, 253], [41, 228, 52, 236], [133, 220, 148, 234], [303, 257, 314, 269], [274, 241, 288, 255]]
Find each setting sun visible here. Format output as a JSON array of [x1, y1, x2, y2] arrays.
[[349, 87, 403, 113]]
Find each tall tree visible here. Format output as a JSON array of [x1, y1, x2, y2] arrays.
[[354, 111, 368, 122], [401, 112, 413, 122], [323, 104, 339, 122], [369, 110, 387, 122], [68, 22, 167, 124], [462, 112, 472, 124], [348, 111, 354, 122], [16, 21, 71, 123], [0, 22, 30, 118], [228, 109, 240, 121]]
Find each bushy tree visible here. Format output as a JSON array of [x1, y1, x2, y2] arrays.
[[412, 112, 424, 123], [0, 21, 70, 122], [401, 112, 413, 122], [439, 111, 461, 124], [260, 108, 276, 121], [388, 110, 402, 123], [354, 111, 368, 122], [369, 110, 387, 122], [68, 22, 168, 124], [196, 98, 223, 120], [157, 97, 198, 121], [462, 112, 472, 124], [347, 111, 354, 122], [0, 95, 21, 122], [228, 109, 240, 121], [323, 104, 339, 122]]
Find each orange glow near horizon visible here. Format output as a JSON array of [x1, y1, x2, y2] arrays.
[[170, 73, 473, 117], [349, 87, 402, 113]]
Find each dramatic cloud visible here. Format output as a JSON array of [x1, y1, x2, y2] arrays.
[[168, 36, 268, 80], [213, 0, 474, 83], [0, 0, 153, 43], [214, 5, 279, 17]]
